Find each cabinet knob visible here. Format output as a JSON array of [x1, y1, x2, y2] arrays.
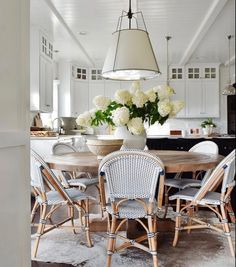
[[45, 104, 50, 107]]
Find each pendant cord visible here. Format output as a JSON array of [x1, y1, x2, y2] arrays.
[[228, 35, 231, 84], [166, 36, 171, 86], [128, 0, 133, 29]]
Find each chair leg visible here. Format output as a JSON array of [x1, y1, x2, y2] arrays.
[[31, 200, 39, 223], [225, 202, 236, 223], [153, 215, 158, 250], [220, 204, 235, 257], [187, 205, 194, 234], [147, 215, 158, 267], [68, 206, 76, 234], [106, 214, 117, 267], [78, 201, 84, 227], [95, 185, 104, 218], [84, 199, 93, 248], [32, 204, 47, 258], [163, 186, 169, 218], [173, 198, 181, 247]]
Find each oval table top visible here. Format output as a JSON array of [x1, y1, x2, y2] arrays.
[[45, 150, 223, 174]]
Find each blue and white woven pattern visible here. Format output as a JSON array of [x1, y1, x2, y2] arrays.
[[99, 150, 164, 219]]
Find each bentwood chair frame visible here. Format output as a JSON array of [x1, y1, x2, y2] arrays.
[[163, 141, 219, 218], [52, 142, 101, 218], [99, 150, 165, 267], [169, 149, 235, 257], [31, 149, 95, 258]]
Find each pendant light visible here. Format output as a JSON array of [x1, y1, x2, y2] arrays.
[[222, 35, 235, 95], [166, 36, 171, 86], [102, 0, 161, 81]]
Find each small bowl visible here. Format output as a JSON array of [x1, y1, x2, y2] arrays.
[[86, 137, 123, 159]]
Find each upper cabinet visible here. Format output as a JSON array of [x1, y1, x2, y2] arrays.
[[30, 27, 53, 112], [169, 63, 219, 118], [185, 64, 219, 118]]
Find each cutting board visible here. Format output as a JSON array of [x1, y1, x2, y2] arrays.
[[34, 113, 43, 128]]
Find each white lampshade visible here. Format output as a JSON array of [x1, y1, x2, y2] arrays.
[[102, 29, 161, 80]]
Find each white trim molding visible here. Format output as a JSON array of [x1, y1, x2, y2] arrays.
[[179, 0, 228, 65]]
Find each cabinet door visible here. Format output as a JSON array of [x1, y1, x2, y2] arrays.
[[169, 80, 186, 117], [185, 80, 202, 117], [39, 56, 53, 112], [72, 81, 89, 117], [89, 81, 105, 109], [203, 80, 219, 117]]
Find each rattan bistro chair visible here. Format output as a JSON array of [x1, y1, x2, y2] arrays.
[[99, 150, 165, 267], [31, 149, 95, 258], [52, 142, 99, 189], [169, 149, 235, 257], [163, 141, 219, 217]]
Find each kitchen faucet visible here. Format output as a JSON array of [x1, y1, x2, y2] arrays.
[[52, 117, 63, 133]]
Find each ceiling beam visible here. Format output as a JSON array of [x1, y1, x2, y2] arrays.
[[225, 55, 235, 66], [179, 0, 228, 65], [44, 0, 95, 67]]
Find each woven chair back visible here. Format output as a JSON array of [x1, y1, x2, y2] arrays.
[[99, 150, 164, 201], [52, 142, 78, 155], [189, 140, 219, 154]]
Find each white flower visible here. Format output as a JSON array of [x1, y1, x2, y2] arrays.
[[115, 89, 132, 105], [89, 108, 96, 117], [93, 95, 111, 110], [158, 99, 172, 117], [112, 107, 130, 126], [130, 81, 141, 93], [169, 101, 185, 118], [127, 117, 145, 135], [132, 90, 148, 108], [154, 85, 175, 100], [145, 89, 157, 102], [76, 111, 92, 127]]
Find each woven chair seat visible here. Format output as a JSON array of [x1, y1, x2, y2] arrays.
[[67, 177, 99, 187], [169, 188, 222, 205], [37, 188, 96, 205], [106, 198, 158, 219], [164, 178, 201, 189]]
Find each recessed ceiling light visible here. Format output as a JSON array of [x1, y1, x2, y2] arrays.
[[79, 31, 87, 35]]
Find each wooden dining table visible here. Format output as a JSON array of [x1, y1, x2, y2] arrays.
[[45, 150, 225, 233], [45, 150, 223, 174]]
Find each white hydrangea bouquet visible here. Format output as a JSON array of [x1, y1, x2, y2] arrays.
[[76, 81, 184, 135]]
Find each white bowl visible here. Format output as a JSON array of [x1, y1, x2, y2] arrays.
[[86, 137, 123, 159]]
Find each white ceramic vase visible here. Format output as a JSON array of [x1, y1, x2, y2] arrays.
[[114, 126, 147, 150]]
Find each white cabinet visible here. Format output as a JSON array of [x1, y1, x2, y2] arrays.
[[185, 64, 219, 118], [170, 80, 186, 117], [39, 56, 53, 112], [59, 62, 90, 117], [30, 27, 53, 112], [71, 80, 89, 117], [89, 81, 105, 109]]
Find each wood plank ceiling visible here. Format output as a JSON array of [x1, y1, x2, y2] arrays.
[[30, 0, 235, 68]]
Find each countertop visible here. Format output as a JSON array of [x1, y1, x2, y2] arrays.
[[147, 135, 236, 139], [30, 134, 236, 140]]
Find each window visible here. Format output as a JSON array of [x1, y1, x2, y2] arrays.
[[90, 69, 102, 80], [171, 68, 183, 79], [204, 67, 216, 79], [41, 34, 53, 60], [188, 67, 200, 79], [72, 66, 88, 80]]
